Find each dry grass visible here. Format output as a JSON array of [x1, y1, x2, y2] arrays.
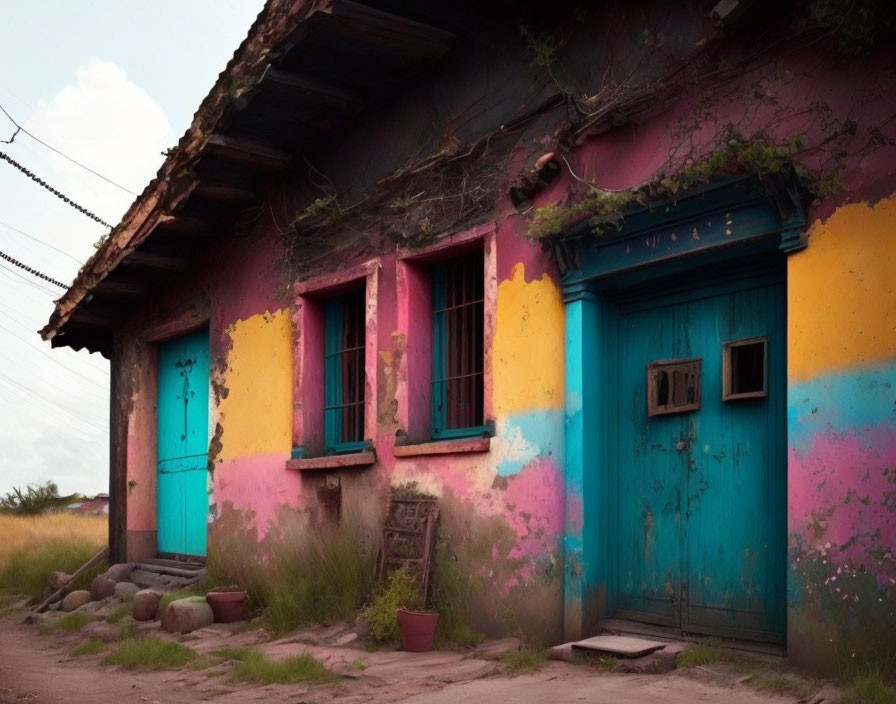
[[0, 513, 107, 598]]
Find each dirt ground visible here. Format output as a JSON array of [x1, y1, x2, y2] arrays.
[[0, 613, 800, 704]]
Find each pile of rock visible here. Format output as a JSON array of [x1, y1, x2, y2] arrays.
[[44, 562, 248, 637]]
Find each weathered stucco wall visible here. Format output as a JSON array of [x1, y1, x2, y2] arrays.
[[787, 195, 896, 670], [114, 1, 895, 658]]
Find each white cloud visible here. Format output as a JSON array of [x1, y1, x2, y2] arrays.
[[27, 56, 171, 225], [0, 58, 172, 497]]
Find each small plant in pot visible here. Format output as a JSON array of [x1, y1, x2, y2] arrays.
[[362, 565, 439, 652]]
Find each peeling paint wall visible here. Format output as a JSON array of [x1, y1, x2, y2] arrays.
[[109, 2, 896, 660], [787, 196, 896, 670]]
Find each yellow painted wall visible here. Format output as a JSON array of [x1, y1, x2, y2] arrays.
[[492, 263, 565, 415], [788, 195, 896, 382], [217, 309, 293, 459]]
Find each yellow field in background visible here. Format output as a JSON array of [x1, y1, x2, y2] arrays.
[[0, 513, 106, 570]]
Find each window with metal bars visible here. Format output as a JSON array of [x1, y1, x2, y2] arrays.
[[431, 253, 485, 438], [324, 290, 366, 454]]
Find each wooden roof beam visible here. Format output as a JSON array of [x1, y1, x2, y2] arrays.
[[201, 134, 292, 170], [194, 184, 258, 205], [91, 280, 146, 297], [260, 67, 363, 108], [121, 251, 189, 272]]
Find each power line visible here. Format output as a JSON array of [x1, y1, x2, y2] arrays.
[[0, 101, 138, 196], [0, 248, 66, 287], [0, 259, 61, 296], [0, 219, 82, 263], [0, 306, 109, 376], [0, 151, 113, 228], [0, 318, 109, 387], [0, 374, 108, 434]]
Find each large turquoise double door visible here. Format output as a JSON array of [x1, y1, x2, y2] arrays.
[[612, 272, 785, 641], [156, 329, 209, 558]]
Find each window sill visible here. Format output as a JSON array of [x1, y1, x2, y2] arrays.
[[286, 451, 376, 472], [393, 437, 490, 457]]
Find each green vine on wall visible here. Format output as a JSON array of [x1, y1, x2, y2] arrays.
[[525, 129, 842, 240]]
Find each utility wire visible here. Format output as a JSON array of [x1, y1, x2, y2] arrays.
[[0, 259, 60, 296], [0, 247, 66, 287], [0, 101, 138, 196], [0, 219, 82, 263], [0, 306, 108, 377], [0, 373, 108, 433], [0, 318, 108, 387], [0, 151, 113, 228]]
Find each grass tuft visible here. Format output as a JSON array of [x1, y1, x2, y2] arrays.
[[41, 612, 97, 634], [676, 643, 736, 668], [500, 645, 548, 673], [754, 674, 820, 699], [0, 514, 106, 599], [228, 648, 339, 685], [71, 638, 105, 656], [100, 636, 196, 670], [105, 604, 130, 624], [836, 676, 896, 704], [209, 519, 374, 637]]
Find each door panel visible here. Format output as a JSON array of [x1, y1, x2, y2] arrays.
[[617, 305, 683, 624], [157, 329, 209, 557], [613, 279, 785, 640]]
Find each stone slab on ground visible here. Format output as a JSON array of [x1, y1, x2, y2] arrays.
[[572, 635, 666, 658], [61, 591, 91, 612], [90, 576, 116, 601], [101, 563, 135, 583], [113, 582, 141, 602], [162, 596, 214, 634], [132, 590, 162, 621]]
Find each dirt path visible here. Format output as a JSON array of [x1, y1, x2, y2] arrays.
[[0, 613, 795, 704]]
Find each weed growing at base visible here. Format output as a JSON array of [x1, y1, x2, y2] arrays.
[[40, 612, 97, 634], [500, 644, 547, 673], [100, 636, 196, 670], [226, 648, 339, 685], [835, 676, 896, 704], [209, 517, 375, 637], [71, 638, 105, 656]]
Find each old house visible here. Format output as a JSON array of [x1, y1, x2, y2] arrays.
[[42, 0, 895, 671]]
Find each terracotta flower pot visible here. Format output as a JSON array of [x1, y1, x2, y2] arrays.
[[206, 590, 248, 623], [396, 608, 439, 652]]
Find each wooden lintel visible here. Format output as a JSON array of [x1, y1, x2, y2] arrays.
[[261, 67, 363, 107], [122, 251, 189, 272], [92, 280, 145, 297], [202, 134, 292, 169]]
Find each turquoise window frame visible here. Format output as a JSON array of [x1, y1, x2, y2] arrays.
[[431, 255, 487, 440], [324, 293, 369, 455]]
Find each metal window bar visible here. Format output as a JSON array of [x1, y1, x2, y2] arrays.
[[325, 290, 366, 451], [432, 253, 484, 435]]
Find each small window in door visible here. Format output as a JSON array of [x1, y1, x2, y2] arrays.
[[647, 359, 701, 416], [723, 337, 767, 401]]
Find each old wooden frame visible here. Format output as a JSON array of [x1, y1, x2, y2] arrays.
[[646, 358, 702, 416], [722, 336, 768, 401]]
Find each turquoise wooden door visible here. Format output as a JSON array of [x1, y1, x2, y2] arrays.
[[157, 329, 209, 557], [614, 276, 785, 640]]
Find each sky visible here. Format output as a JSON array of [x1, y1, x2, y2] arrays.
[[0, 0, 266, 498]]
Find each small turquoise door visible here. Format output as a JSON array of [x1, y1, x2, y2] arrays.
[[613, 273, 785, 641], [157, 329, 209, 557]]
